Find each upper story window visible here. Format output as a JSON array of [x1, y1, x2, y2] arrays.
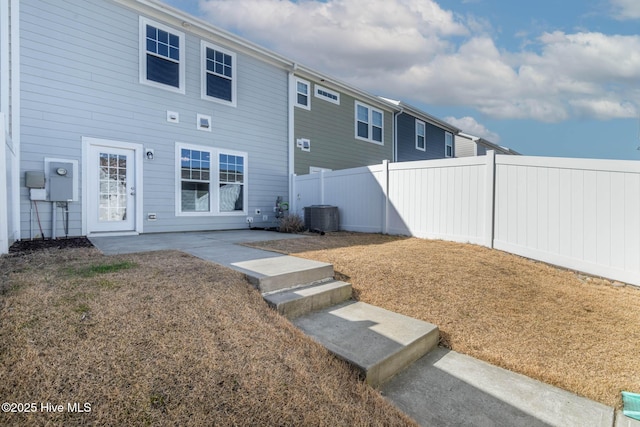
[[202, 41, 237, 106], [355, 101, 383, 145], [445, 132, 454, 157], [416, 120, 426, 151], [140, 17, 185, 93], [314, 85, 340, 105], [295, 78, 310, 109]]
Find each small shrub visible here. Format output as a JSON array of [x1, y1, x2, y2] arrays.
[[278, 213, 305, 233]]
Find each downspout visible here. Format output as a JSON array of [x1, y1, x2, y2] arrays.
[[9, 0, 20, 243], [287, 63, 297, 212], [393, 107, 403, 162], [0, 1, 9, 253]]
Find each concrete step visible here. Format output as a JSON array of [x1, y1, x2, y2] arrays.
[[231, 256, 334, 293], [263, 280, 353, 319], [293, 301, 439, 388]]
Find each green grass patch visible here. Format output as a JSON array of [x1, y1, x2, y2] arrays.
[[69, 261, 136, 278], [74, 303, 91, 314]]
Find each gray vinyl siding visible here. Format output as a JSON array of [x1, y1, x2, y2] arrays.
[[396, 112, 452, 161], [454, 135, 476, 157], [294, 82, 393, 175], [19, 0, 288, 238]]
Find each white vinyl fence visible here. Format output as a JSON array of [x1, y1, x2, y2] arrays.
[[292, 153, 640, 287]]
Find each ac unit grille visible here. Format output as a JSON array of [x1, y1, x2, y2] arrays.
[[304, 205, 339, 232]]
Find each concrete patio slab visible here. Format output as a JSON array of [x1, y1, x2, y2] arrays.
[[90, 229, 305, 269], [381, 347, 614, 427]]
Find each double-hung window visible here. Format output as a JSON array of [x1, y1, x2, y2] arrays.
[[445, 132, 454, 157], [218, 153, 245, 212], [140, 17, 185, 93], [202, 41, 237, 106], [179, 147, 211, 213], [416, 120, 426, 151], [177, 144, 247, 215], [295, 78, 310, 109], [355, 102, 383, 144]]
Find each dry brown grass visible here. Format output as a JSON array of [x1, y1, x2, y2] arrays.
[[0, 247, 416, 426], [247, 232, 640, 409]]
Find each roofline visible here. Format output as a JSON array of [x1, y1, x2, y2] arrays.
[[459, 132, 520, 155], [117, 0, 400, 112], [295, 68, 400, 112], [118, 0, 296, 69], [380, 98, 460, 133]]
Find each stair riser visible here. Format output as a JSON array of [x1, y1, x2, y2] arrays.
[[365, 327, 439, 388], [270, 285, 352, 319], [253, 264, 335, 293]]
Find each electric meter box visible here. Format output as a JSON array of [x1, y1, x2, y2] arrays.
[[49, 161, 74, 201], [25, 171, 46, 189]]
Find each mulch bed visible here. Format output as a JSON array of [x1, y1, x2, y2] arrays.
[[8, 237, 94, 255]]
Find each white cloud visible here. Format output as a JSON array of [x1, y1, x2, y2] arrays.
[[197, 0, 640, 123], [610, 0, 640, 20], [444, 116, 500, 142]]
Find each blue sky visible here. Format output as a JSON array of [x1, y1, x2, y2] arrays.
[[163, 0, 640, 160]]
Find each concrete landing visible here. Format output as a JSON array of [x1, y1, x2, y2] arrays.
[[263, 280, 352, 319], [381, 347, 614, 427], [232, 256, 334, 293], [293, 301, 439, 388], [617, 411, 640, 427]]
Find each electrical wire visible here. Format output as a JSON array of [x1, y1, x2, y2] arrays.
[[33, 200, 45, 240], [64, 202, 69, 237]]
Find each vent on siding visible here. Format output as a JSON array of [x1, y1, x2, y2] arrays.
[[304, 205, 339, 232]]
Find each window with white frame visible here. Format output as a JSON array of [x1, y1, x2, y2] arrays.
[[201, 41, 236, 106], [445, 132, 453, 157], [416, 120, 426, 151], [314, 85, 340, 105], [177, 144, 247, 215], [140, 17, 185, 93], [295, 78, 310, 109], [355, 102, 383, 144], [179, 147, 211, 213], [218, 153, 245, 212]]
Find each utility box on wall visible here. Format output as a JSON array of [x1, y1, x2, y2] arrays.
[[49, 161, 74, 201]]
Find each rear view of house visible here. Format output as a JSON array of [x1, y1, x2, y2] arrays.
[[6, 0, 297, 245]]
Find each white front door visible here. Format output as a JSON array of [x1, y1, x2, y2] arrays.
[[87, 143, 137, 233]]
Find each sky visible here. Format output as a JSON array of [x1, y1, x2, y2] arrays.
[[162, 0, 640, 160]]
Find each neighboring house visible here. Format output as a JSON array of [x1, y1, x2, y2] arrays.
[[4, 0, 303, 247], [455, 132, 520, 157], [291, 72, 396, 175], [382, 98, 460, 162]]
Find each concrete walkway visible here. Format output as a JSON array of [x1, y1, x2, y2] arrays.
[[89, 230, 638, 427]]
